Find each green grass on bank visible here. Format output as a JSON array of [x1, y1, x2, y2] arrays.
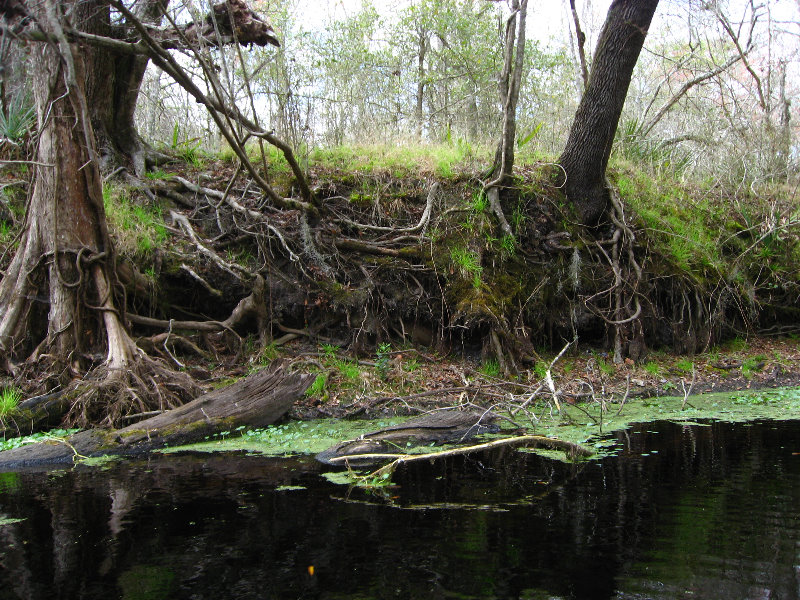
[[309, 143, 492, 179], [609, 159, 800, 291], [217, 140, 560, 181], [219, 140, 492, 180], [103, 183, 168, 261]]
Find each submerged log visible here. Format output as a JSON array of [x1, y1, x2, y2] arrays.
[[0, 360, 313, 469], [316, 410, 500, 466]]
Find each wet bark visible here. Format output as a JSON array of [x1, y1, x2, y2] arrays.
[[558, 0, 659, 224]]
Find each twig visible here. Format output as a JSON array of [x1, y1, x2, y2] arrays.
[[681, 366, 696, 410], [544, 338, 575, 411], [162, 319, 184, 369], [615, 374, 632, 416], [0, 159, 55, 167]]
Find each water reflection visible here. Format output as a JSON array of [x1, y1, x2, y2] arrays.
[[0, 420, 797, 599]]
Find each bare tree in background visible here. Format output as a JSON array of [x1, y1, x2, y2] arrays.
[[569, 0, 589, 92], [485, 0, 527, 239]]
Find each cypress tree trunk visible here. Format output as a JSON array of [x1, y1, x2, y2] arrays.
[[0, 0, 111, 371], [559, 0, 659, 224], [0, 0, 198, 425], [87, 0, 166, 176]]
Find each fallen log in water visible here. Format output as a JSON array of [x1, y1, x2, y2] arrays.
[[0, 360, 313, 469], [316, 409, 500, 466]]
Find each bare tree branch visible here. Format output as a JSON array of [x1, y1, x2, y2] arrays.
[[640, 54, 742, 137]]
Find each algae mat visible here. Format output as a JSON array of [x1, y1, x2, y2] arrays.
[[164, 387, 800, 458]]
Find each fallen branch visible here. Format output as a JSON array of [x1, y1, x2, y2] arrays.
[[681, 366, 696, 410], [0, 360, 314, 467], [339, 434, 593, 480]]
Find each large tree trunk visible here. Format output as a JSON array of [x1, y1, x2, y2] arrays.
[[88, 0, 167, 176], [0, 0, 198, 425], [558, 0, 659, 224], [0, 0, 110, 371]]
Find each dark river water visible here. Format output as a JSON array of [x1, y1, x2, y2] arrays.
[[0, 419, 798, 600]]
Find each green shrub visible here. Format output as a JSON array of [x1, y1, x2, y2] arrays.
[[470, 191, 488, 214], [0, 92, 35, 150], [533, 360, 548, 379], [375, 342, 391, 380], [402, 357, 420, 373], [597, 358, 615, 376], [741, 355, 767, 379], [335, 360, 361, 382], [450, 247, 482, 278], [642, 361, 661, 376]]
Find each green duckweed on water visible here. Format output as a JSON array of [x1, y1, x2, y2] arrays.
[[0, 429, 79, 452], [162, 387, 800, 460], [162, 417, 409, 457], [522, 386, 800, 456]]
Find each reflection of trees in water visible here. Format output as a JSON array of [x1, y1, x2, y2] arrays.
[[0, 422, 797, 599]]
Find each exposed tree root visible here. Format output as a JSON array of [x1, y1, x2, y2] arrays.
[[64, 354, 200, 429]]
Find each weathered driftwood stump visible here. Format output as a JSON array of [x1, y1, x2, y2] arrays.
[[0, 360, 313, 469], [316, 410, 499, 466]]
